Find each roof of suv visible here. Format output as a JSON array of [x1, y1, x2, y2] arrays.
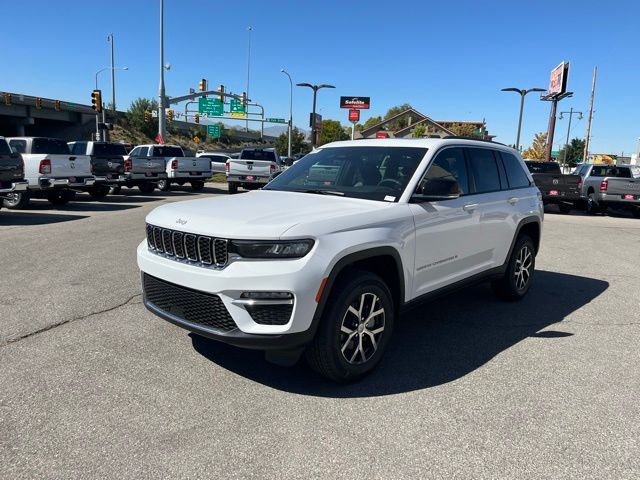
[[322, 138, 517, 153]]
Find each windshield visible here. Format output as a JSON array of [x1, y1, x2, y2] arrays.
[[93, 143, 127, 156], [153, 146, 183, 157], [525, 162, 560, 174], [32, 138, 70, 154], [265, 146, 428, 202], [240, 149, 276, 161]]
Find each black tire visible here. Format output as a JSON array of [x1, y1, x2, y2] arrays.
[[633, 208, 640, 219], [138, 182, 155, 194], [47, 190, 71, 206], [89, 185, 110, 200], [228, 182, 238, 194], [110, 185, 122, 195], [491, 235, 536, 301], [157, 179, 171, 191], [586, 192, 599, 215], [305, 270, 394, 383], [558, 203, 572, 214], [191, 180, 205, 191], [3, 191, 31, 209]]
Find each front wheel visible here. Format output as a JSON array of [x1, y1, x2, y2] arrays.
[[138, 183, 155, 194], [305, 270, 394, 383], [3, 191, 31, 209], [191, 180, 205, 191], [156, 179, 170, 191], [491, 235, 536, 301]]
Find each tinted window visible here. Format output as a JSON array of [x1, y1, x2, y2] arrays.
[[69, 142, 87, 155], [93, 143, 127, 156], [138, 147, 149, 157], [525, 161, 561, 174], [240, 149, 276, 161], [591, 166, 631, 178], [200, 155, 229, 163], [467, 148, 501, 193], [9, 140, 27, 154], [419, 147, 469, 195], [0, 140, 11, 155], [502, 153, 531, 188], [128, 147, 140, 157], [153, 146, 183, 157], [266, 146, 428, 202], [32, 138, 70, 154]]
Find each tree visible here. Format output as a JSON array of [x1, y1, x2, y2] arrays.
[[274, 127, 310, 156], [412, 124, 426, 138], [362, 116, 382, 130], [318, 120, 349, 145], [383, 104, 413, 130], [448, 123, 481, 138], [557, 138, 586, 167], [126, 97, 158, 139], [522, 132, 548, 160]]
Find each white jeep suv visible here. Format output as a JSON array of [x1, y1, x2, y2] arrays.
[[137, 138, 543, 382]]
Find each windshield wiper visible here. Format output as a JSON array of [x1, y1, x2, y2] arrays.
[[299, 189, 344, 196]]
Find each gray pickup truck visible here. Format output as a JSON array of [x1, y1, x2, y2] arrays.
[[575, 163, 640, 217], [119, 145, 168, 194], [68, 141, 127, 199], [0, 137, 29, 210], [525, 161, 582, 213]]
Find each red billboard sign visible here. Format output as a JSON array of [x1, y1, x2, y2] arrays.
[[348, 109, 360, 122], [340, 96, 370, 109], [548, 62, 569, 97]]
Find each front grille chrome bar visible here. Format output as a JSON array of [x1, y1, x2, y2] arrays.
[[146, 224, 228, 269]]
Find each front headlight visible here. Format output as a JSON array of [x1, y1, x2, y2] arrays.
[[230, 239, 314, 259]]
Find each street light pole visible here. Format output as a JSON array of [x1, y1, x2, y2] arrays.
[[108, 33, 116, 111], [559, 107, 583, 167], [158, 0, 166, 143], [296, 82, 335, 148], [501, 87, 546, 151], [281, 69, 293, 158], [245, 26, 253, 133]]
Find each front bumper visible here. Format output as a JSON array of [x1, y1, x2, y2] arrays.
[[137, 241, 325, 348], [0, 181, 29, 194]]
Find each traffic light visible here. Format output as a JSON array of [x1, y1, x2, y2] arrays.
[[167, 109, 174, 121], [194, 113, 200, 124], [91, 90, 102, 113], [54, 100, 61, 111], [218, 84, 225, 103], [144, 111, 151, 123], [198, 78, 207, 92], [3, 93, 12, 106], [241, 92, 247, 106], [35, 97, 42, 109]]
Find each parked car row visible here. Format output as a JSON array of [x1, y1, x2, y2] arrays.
[[524, 160, 640, 218]]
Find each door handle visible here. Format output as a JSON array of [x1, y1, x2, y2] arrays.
[[462, 203, 479, 212], [508, 197, 519, 205]]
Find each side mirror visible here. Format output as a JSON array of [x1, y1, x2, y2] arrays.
[[411, 177, 461, 203]]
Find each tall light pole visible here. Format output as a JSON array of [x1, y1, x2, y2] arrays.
[[296, 83, 335, 148], [501, 87, 546, 151], [559, 107, 583, 167], [158, 0, 166, 143], [245, 26, 253, 133], [107, 33, 116, 111], [280, 69, 293, 158]]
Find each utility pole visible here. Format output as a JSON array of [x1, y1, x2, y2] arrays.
[[245, 26, 253, 133], [559, 107, 583, 166], [158, 0, 166, 143], [583, 66, 597, 163], [108, 33, 116, 112]]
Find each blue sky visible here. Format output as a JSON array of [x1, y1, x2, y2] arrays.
[[2, 0, 639, 154]]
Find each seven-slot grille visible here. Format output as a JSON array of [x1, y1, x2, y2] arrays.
[[146, 223, 228, 268]]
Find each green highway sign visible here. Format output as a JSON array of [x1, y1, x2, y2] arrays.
[[198, 97, 223, 116], [229, 99, 246, 116], [266, 118, 287, 123], [207, 124, 221, 138]]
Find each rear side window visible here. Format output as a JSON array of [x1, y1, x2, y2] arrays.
[[240, 149, 276, 161], [138, 147, 149, 157], [501, 153, 531, 188], [153, 146, 183, 157], [0, 140, 11, 154], [32, 138, 70, 154], [93, 143, 127, 156], [420, 147, 469, 194], [466, 148, 501, 193], [9, 140, 27, 154], [70, 142, 87, 155]]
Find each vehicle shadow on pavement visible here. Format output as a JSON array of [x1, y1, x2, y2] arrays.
[[0, 211, 89, 226], [191, 270, 608, 397]]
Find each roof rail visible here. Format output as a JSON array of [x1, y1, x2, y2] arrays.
[[444, 136, 508, 147]]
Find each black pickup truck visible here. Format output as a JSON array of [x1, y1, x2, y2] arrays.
[[0, 137, 28, 209], [525, 161, 582, 213], [68, 141, 128, 199]]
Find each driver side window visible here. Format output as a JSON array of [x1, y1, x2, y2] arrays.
[[418, 148, 469, 195]]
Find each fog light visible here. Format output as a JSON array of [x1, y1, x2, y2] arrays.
[[241, 291, 293, 300]]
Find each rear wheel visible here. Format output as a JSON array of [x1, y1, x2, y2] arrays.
[[306, 270, 394, 383], [191, 180, 205, 191], [586, 193, 599, 215], [3, 191, 30, 209], [491, 235, 536, 301], [110, 185, 122, 195], [138, 182, 155, 194], [47, 190, 72, 206], [89, 185, 110, 200], [558, 203, 572, 214], [228, 182, 238, 194], [157, 179, 171, 191]]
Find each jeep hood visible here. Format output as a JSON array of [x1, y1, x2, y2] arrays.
[[145, 190, 392, 239]]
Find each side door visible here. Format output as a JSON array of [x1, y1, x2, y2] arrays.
[[409, 146, 485, 297]]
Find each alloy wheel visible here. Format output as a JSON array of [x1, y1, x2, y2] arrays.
[[514, 245, 532, 291], [340, 292, 385, 365]]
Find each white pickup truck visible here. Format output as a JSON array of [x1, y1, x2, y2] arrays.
[[4, 137, 94, 208], [226, 147, 285, 194], [132, 144, 211, 192]]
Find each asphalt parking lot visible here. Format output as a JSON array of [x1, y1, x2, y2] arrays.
[[1, 188, 639, 479]]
